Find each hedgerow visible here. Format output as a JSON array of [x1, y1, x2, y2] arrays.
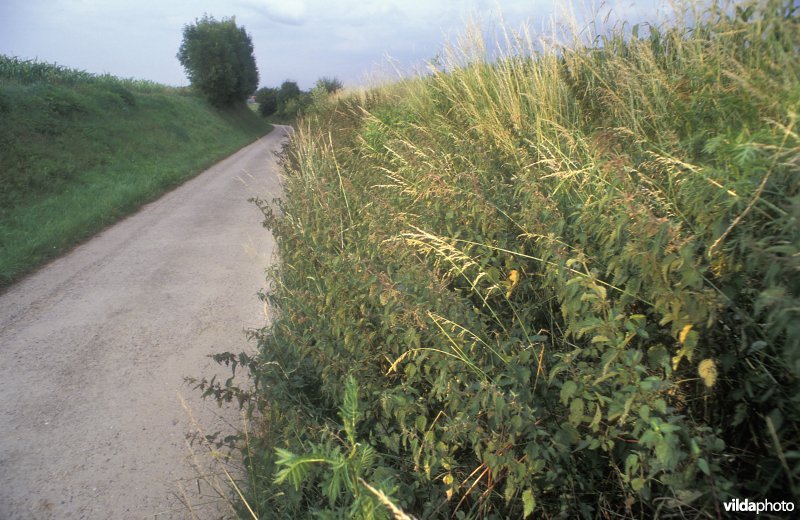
[[200, 1, 800, 517]]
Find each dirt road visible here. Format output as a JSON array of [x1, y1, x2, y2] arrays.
[[0, 125, 291, 519]]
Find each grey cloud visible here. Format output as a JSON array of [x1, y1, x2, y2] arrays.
[[239, 0, 309, 26]]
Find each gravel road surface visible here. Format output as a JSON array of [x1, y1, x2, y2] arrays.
[[0, 125, 291, 519]]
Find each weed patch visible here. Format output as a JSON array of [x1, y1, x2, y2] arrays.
[[203, 1, 799, 517]]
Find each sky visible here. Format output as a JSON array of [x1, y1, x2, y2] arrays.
[[0, 0, 663, 90]]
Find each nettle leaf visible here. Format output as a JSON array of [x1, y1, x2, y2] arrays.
[[522, 488, 536, 518], [591, 334, 612, 344], [569, 398, 585, 426], [625, 453, 640, 479], [655, 436, 680, 470], [589, 403, 603, 430], [503, 480, 516, 503], [647, 344, 670, 370], [415, 414, 427, 432], [560, 380, 578, 405]]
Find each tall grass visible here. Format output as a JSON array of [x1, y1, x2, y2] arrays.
[[205, 1, 799, 517], [0, 55, 176, 92]]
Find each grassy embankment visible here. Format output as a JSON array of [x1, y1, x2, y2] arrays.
[[0, 56, 272, 287], [199, 1, 798, 518]]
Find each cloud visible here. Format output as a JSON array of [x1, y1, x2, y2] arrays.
[[2, 0, 663, 91], [241, 0, 308, 25]]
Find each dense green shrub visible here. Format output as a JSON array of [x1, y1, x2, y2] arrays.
[[201, 1, 799, 518], [256, 78, 342, 121]]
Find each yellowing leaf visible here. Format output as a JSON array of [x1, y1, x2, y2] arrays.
[[506, 269, 520, 298], [679, 324, 693, 345], [444, 473, 455, 500], [672, 351, 685, 371], [674, 325, 699, 369], [593, 283, 607, 300]]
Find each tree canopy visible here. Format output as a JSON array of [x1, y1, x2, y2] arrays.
[[177, 15, 258, 107], [254, 87, 278, 117], [314, 77, 343, 94], [277, 80, 301, 107]]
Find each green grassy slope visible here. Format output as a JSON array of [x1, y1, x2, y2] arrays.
[[201, 1, 799, 518], [0, 56, 271, 286]]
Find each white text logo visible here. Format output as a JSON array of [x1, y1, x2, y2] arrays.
[[722, 498, 795, 515]]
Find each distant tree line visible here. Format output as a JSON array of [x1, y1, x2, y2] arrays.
[[175, 13, 343, 120], [255, 77, 342, 119]]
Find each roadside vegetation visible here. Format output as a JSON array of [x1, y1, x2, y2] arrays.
[[0, 55, 271, 287], [200, 0, 800, 517], [255, 77, 343, 123]]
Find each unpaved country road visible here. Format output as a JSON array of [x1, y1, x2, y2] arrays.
[[0, 125, 291, 519]]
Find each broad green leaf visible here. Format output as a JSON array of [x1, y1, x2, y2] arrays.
[[560, 380, 578, 405], [569, 398, 585, 426]]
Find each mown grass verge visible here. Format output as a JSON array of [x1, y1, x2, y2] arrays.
[[0, 55, 272, 287], [198, 1, 799, 518]]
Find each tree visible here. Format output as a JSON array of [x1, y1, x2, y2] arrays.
[[177, 15, 258, 107], [308, 77, 343, 116], [314, 77, 343, 94], [277, 80, 301, 108], [254, 86, 278, 117]]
